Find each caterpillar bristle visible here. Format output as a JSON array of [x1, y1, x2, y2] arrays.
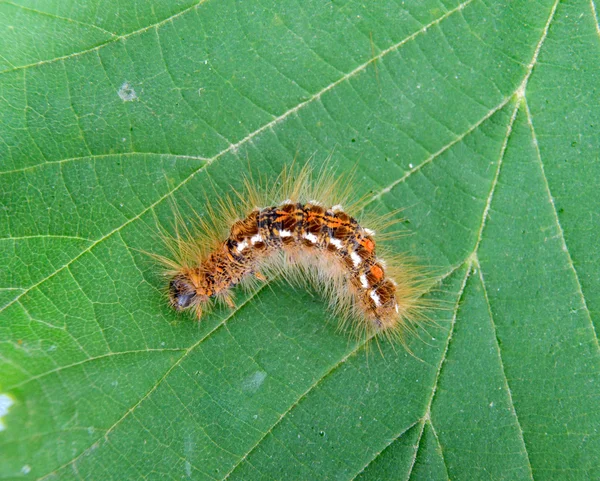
[[151, 161, 431, 345]]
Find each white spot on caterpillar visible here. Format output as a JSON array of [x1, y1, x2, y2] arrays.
[[280, 230, 293, 237], [309, 199, 322, 206], [117, 82, 137, 102], [236, 240, 249, 252], [395, 303, 399, 313], [370, 290, 382, 307], [360, 274, 369, 288], [329, 238, 343, 249], [350, 251, 362, 267], [243, 371, 267, 393], [0, 394, 14, 431], [280, 199, 292, 205], [332, 204, 343, 212], [303, 232, 318, 243], [250, 234, 263, 244], [364, 228, 376, 236], [378, 258, 387, 268]]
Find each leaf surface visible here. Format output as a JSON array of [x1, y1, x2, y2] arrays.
[[1, 0, 599, 480]]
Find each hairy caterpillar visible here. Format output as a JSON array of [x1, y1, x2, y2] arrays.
[[154, 163, 426, 342]]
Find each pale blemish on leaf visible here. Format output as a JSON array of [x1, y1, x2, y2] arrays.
[[0, 394, 14, 431], [242, 371, 267, 393], [118, 82, 137, 102], [184, 432, 194, 478]]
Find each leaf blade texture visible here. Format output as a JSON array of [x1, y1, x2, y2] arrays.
[[1, 0, 599, 479]]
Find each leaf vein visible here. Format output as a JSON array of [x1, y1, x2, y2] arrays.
[[475, 260, 535, 479], [36, 285, 266, 480], [349, 418, 421, 481], [7, 348, 185, 390], [590, 0, 600, 37], [3, 2, 119, 38], [0, 0, 211, 75], [522, 99, 599, 348], [426, 418, 451, 480], [223, 262, 467, 480], [404, 264, 471, 481]]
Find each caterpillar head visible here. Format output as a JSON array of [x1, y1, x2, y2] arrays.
[[168, 273, 210, 316], [169, 277, 195, 310]]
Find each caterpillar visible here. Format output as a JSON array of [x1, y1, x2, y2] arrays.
[[154, 163, 426, 342]]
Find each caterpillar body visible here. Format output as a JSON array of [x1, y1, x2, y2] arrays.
[[157, 164, 425, 342]]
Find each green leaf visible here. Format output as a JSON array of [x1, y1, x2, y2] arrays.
[[1, 0, 599, 479]]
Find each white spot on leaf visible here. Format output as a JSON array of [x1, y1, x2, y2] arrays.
[[243, 371, 267, 393], [184, 433, 194, 477], [0, 394, 14, 431], [117, 82, 137, 102]]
